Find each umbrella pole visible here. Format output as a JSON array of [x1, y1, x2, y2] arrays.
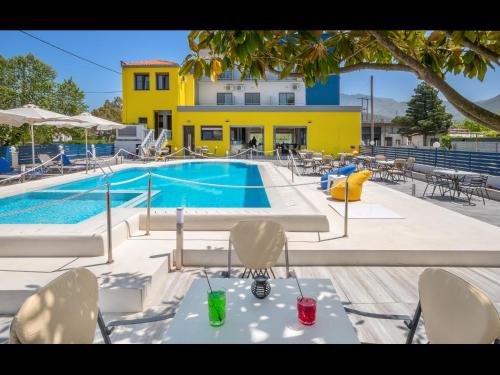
[[85, 129, 89, 174], [31, 124, 35, 166]]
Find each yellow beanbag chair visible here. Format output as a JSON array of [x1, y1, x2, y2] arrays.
[[332, 170, 372, 201]]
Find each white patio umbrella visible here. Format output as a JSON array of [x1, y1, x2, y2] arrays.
[[69, 112, 126, 130], [67, 112, 126, 161], [33, 120, 96, 164], [0, 104, 70, 166]]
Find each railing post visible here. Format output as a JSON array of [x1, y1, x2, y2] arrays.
[[92, 145, 97, 172], [146, 173, 152, 236], [175, 207, 184, 270], [58, 145, 64, 175], [106, 183, 113, 264], [344, 176, 349, 237]]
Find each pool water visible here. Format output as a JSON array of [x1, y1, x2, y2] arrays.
[[0, 162, 270, 224], [0, 192, 141, 224]]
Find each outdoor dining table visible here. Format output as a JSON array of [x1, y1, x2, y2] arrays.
[[375, 160, 394, 166], [433, 169, 480, 196], [162, 278, 360, 344]]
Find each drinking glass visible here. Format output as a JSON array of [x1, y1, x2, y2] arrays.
[[207, 289, 226, 327], [297, 296, 317, 325]]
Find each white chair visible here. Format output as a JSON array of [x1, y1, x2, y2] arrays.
[[227, 220, 289, 279], [10, 268, 173, 344], [406, 268, 500, 344]]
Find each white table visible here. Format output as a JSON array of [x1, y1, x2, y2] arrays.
[[433, 169, 479, 177], [163, 278, 359, 344], [376, 160, 394, 166]]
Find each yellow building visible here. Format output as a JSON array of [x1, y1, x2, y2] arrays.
[[121, 60, 361, 157]]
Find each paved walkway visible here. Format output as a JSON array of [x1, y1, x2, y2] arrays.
[[373, 177, 500, 227]]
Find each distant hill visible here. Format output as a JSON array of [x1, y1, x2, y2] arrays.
[[341, 93, 500, 123]]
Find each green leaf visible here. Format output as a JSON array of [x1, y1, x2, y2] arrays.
[[464, 31, 477, 43], [179, 59, 194, 76], [193, 59, 203, 79]]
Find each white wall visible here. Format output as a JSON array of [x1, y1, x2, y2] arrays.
[[196, 48, 306, 106], [196, 80, 306, 105]]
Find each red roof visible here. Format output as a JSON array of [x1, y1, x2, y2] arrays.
[[120, 60, 179, 68]]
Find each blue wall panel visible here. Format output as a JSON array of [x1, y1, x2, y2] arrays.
[[306, 75, 340, 105]]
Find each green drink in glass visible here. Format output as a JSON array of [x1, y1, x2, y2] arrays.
[[207, 289, 226, 327]]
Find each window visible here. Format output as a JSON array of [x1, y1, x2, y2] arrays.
[[245, 93, 260, 105], [218, 69, 234, 80], [138, 117, 148, 124], [134, 74, 150, 90], [217, 93, 233, 105], [243, 72, 252, 80], [156, 73, 169, 90], [201, 126, 223, 141], [279, 92, 295, 105]]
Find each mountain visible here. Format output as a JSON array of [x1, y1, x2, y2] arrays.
[[476, 94, 500, 114], [341, 93, 500, 123]]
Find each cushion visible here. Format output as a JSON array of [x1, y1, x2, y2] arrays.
[[62, 154, 72, 166], [0, 157, 12, 173], [331, 170, 372, 201], [320, 164, 356, 190]]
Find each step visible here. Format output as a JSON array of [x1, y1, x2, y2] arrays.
[[0, 235, 172, 314]]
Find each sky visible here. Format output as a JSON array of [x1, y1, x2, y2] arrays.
[[0, 30, 499, 110]]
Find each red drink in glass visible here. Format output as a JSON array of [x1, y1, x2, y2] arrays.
[[297, 297, 317, 325]]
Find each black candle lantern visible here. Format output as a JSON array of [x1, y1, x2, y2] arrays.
[[251, 275, 271, 299]]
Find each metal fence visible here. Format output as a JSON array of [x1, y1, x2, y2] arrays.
[[0, 143, 115, 164], [360, 145, 500, 176]]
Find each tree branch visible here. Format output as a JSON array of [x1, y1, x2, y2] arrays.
[[369, 30, 500, 131], [339, 63, 416, 74], [445, 31, 500, 66]]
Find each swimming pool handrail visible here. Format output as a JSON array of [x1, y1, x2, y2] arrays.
[[86, 150, 114, 175], [149, 171, 326, 190], [108, 172, 150, 187], [288, 150, 302, 177], [0, 152, 65, 184]]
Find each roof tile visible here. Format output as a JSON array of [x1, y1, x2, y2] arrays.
[[121, 60, 179, 68]]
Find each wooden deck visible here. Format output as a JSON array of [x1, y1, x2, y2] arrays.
[[2, 266, 499, 344]]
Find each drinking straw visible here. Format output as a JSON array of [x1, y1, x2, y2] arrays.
[[292, 270, 304, 300], [203, 269, 213, 293]]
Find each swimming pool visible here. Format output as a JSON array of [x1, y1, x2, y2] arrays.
[[0, 162, 270, 224]]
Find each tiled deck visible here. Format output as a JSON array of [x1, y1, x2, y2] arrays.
[[2, 265, 498, 344], [373, 176, 500, 227]]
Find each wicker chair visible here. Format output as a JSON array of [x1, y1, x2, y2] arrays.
[[386, 158, 407, 183], [404, 157, 416, 181], [422, 173, 453, 198], [461, 175, 490, 205]]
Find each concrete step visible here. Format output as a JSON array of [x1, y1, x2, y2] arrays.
[[0, 235, 172, 314]]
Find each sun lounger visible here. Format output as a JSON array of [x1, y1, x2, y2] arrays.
[[38, 153, 63, 173]]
